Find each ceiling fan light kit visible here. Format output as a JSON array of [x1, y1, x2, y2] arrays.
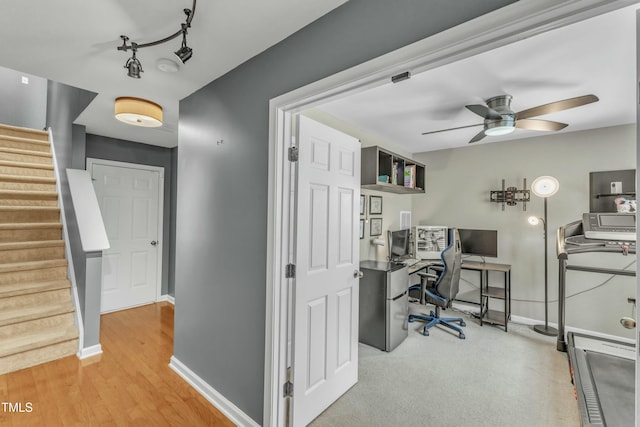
[[484, 118, 516, 136], [114, 97, 163, 127], [422, 94, 599, 144], [117, 0, 197, 79]]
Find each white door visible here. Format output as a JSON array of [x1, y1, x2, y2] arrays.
[[90, 161, 162, 313], [291, 116, 360, 426]]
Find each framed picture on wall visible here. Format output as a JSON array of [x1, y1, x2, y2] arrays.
[[369, 195, 382, 215], [360, 195, 365, 215], [370, 218, 383, 236], [359, 219, 365, 239]]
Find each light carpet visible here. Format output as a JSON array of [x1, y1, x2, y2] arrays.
[[311, 304, 580, 427]]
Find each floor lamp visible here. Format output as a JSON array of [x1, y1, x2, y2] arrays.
[[528, 176, 560, 336]]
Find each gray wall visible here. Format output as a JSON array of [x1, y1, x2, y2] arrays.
[[85, 134, 177, 296], [0, 66, 47, 129], [412, 124, 636, 339], [45, 81, 97, 343], [175, 0, 517, 422]]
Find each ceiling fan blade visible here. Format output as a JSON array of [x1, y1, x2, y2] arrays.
[[421, 123, 482, 135], [516, 94, 599, 119], [515, 119, 568, 132], [466, 104, 502, 120], [468, 129, 486, 144]]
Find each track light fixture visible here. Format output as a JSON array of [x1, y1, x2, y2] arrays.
[[117, 0, 197, 79], [174, 27, 193, 64], [124, 44, 143, 79]]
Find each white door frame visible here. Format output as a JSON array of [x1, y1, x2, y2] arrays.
[[86, 158, 165, 305], [264, 1, 638, 425]]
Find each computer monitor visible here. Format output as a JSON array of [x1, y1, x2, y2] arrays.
[[388, 229, 410, 262], [458, 228, 498, 258]]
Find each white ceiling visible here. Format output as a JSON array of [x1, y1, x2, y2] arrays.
[[318, 4, 638, 154], [0, 0, 347, 147]]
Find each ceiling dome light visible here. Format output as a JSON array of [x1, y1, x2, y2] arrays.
[[531, 175, 560, 198], [157, 58, 179, 73], [484, 118, 515, 136], [114, 97, 163, 127]]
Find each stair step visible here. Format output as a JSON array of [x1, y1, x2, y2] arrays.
[[0, 174, 56, 191], [0, 206, 60, 223], [0, 300, 74, 327], [0, 189, 58, 206], [0, 222, 62, 243], [0, 240, 65, 264], [0, 135, 50, 153], [0, 259, 67, 286], [0, 259, 68, 274], [0, 278, 70, 298], [0, 288, 71, 311], [0, 313, 77, 358], [0, 160, 54, 178], [0, 311, 75, 338], [0, 147, 52, 165], [0, 124, 48, 142], [0, 337, 77, 375]]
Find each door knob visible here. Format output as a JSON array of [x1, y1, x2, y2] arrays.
[[150, 240, 158, 246], [355, 270, 364, 279]]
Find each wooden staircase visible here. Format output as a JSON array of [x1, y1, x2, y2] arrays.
[[0, 123, 78, 375]]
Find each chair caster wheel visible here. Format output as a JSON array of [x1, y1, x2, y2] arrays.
[[408, 317, 414, 323], [459, 333, 466, 340], [422, 328, 430, 336], [460, 321, 466, 327]]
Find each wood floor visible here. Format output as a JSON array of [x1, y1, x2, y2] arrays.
[[0, 302, 235, 426]]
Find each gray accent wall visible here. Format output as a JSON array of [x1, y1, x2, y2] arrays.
[[85, 134, 177, 296], [175, 0, 517, 422], [0, 66, 47, 130], [45, 81, 97, 344]]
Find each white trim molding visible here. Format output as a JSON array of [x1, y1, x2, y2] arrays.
[[78, 344, 103, 360], [169, 356, 260, 427], [158, 294, 175, 304]]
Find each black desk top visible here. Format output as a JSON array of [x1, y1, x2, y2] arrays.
[[360, 260, 407, 272]]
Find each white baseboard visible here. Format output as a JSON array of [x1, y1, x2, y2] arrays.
[[157, 294, 175, 304], [78, 344, 103, 359], [452, 302, 635, 345], [169, 356, 260, 427]]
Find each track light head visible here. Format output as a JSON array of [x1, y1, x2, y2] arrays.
[[174, 45, 193, 64], [124, 51, 143, 79]]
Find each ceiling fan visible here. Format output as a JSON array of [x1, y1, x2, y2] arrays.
[[422, 94, 599, 143]]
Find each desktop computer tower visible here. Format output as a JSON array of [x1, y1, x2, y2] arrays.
[[414, 226, 448, 259]]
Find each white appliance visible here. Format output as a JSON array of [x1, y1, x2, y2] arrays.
[[414, 226, 448, 259]]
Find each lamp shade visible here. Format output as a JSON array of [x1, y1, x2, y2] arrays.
[[114, 97, 163, 127], [531, 175, 559, 198]]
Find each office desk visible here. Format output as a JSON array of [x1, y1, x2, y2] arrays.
[[461, 261, 511, 331]]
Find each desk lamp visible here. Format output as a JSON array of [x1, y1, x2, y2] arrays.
[[528, 176, 559, 336]]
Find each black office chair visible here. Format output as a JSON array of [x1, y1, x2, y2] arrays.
[[408, 228, 466, 339]]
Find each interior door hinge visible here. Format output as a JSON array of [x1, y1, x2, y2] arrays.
[[283, 367, 293, 398], [288, 146, 299, 162], [285, 263, 296, 279], [283, 380, 293, 398]]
